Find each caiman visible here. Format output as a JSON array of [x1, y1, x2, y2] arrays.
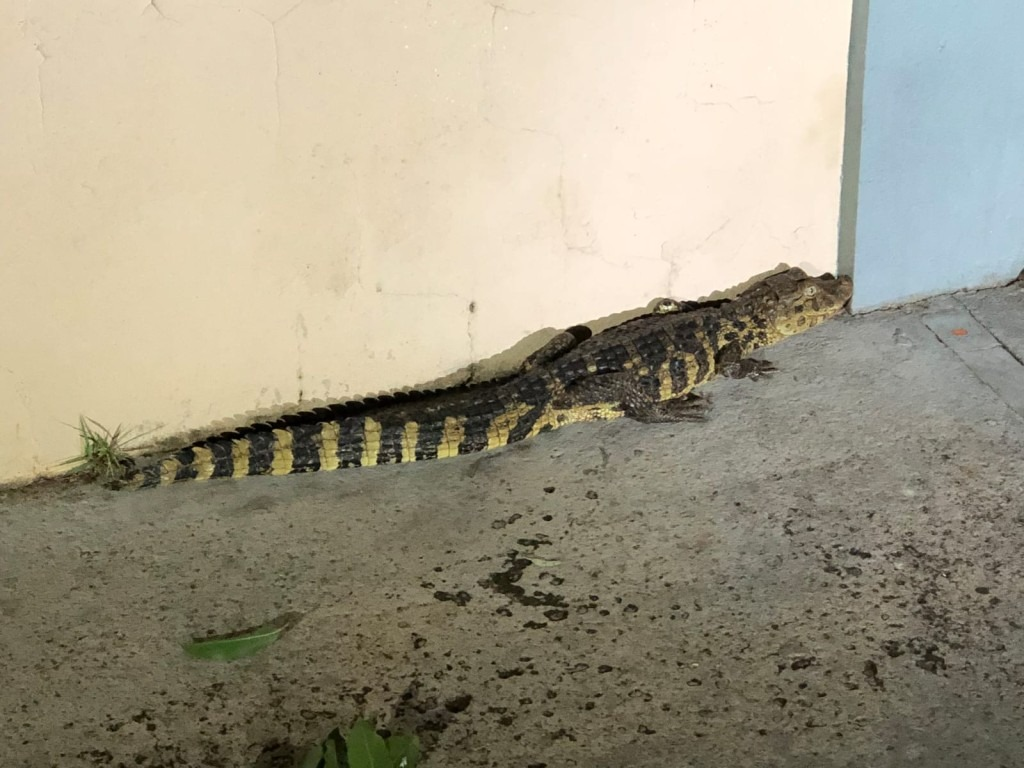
[[126, 267, 852, 490]]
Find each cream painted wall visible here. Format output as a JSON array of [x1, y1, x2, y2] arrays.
[[0, 0, 852, 483]]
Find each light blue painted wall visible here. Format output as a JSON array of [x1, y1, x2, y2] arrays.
[[841, 0, 1024, 311]]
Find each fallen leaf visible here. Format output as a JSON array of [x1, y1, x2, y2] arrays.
[[387, 733, 421, 767], [182, 611, 301, 661], [324, 737, 342, 768], [346, 719, 390, 768], [298, 743, 326, 768]]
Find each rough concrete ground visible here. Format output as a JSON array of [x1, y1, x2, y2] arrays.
[[3, 281, 1024, 768]]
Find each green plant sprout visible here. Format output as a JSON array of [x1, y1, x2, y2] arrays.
[[297, 718, 420, 768], [58, 416, 150, 484]]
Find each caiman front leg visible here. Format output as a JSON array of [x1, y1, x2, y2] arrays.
[[715, 341, 777, 381], [625, 339, 776, 420], [553, 372, 713, 424], [625, 391, 712, 423]]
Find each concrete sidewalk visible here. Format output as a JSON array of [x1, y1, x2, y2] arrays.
[[3, 281, 1024, 768]]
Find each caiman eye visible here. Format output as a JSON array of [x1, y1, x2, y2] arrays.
[[803, 285, 818, 297]]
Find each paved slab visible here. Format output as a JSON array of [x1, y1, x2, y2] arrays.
[[3, 284, 1024, 768], [921, 288, 1024, 418], [958, 279, 1024, 364]]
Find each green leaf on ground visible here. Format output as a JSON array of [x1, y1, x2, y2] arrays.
[[386, 734, 420, 767], [182, 612, 301, 661], [324, 736, 343, 768], [345, 719, 391, 768], [298, 742, 326, 768]]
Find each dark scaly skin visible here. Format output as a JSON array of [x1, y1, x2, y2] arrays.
[[125, 268, 852, 489]]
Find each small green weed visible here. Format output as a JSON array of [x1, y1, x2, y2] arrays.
[[59, 416, 148, 484], [297, 718, 420, 768]]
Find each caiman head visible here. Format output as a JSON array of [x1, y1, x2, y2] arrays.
[[740, 267, 853, 339]]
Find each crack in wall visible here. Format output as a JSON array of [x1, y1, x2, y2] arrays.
[[240, 0, 310, 140], [34, 47, 45, 128], [1, 368, 42, 467], [17, 21, 48, 127], [700, 218, 731, 247], [270, 24, 281, 137], [482, 117, 602, 261], [692, 96, 775, 112], [244, 10, 281, 138], [373, 289, 479, 381], [465, 300, 478, 383], [516, 125, 599, 258], [661, 218, 732, 297], [660, 240, 679, 297], [294, 313, 308, 402], [489, 1, 535, 49], [142, 0, 176, 22]]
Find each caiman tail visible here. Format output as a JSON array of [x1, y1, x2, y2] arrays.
[[124, 382, 550, 490]]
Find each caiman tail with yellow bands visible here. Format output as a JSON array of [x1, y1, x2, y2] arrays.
[[126, 267, 852, 490], [128, 378, 602, 489]]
